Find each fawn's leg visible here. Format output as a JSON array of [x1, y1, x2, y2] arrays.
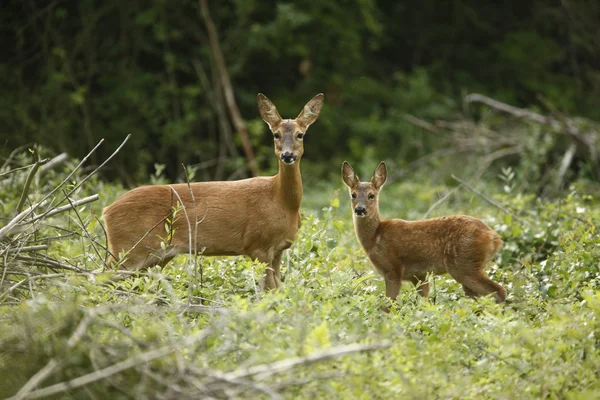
[[250, 250, 277, 290], [462, 284, 477, 298], [271, 251, 283, 289], [453, 270, 506, 303]]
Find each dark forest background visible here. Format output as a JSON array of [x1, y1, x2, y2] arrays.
[[1, 0, 599, 186]]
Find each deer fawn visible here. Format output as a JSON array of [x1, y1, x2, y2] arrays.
[[102, 93, 324, 289], [342, 161, 506, 304]]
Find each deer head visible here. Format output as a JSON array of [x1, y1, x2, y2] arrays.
[[342, 161, 387, 218], [258, 93, 324, 166]]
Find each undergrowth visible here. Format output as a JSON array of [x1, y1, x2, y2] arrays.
[[1, 148, 599, 399]]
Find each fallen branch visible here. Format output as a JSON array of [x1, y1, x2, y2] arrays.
[[466, 93, 597, 158], [16, 146, 48, 214], [221, 341, 391, 381], [451, 175, 525, 223], [7, 329, 212, 400]]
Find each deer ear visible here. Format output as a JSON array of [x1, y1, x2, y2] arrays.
[[342, 161, 359, 188], [296, 93, 324, 129], [371, 161, 387, 189], [257, 93, 282, 130]]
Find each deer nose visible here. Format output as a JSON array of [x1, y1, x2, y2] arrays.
[[281, 152, 297, 164], [354, 206, 367, 217]]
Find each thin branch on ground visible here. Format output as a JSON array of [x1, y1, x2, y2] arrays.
[[451, 175, 525, 223]]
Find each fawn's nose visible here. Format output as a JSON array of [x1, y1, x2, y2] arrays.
[[354, 206, 367, 217], [280, 152, 297, 164]]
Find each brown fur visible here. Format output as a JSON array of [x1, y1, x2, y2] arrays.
[[102, 93, 324, 290], [342, 161, 506, 303]]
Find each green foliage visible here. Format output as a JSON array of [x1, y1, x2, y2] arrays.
[[1, 149, 600, 398]]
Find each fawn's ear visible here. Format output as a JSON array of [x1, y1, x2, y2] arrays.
[[296, 93, 324, 129], [257, 93, 283, 130], [371, 161, 387, 189], [342, 161, 359, 188]]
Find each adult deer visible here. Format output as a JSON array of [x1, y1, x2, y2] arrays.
[[102, 93, 324, 289], [341, 161, 506, 304]]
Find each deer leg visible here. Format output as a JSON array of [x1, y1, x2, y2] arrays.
[[250, 250, 277, 291], [410, 275, 430, 297], [383, 269, 403, 302], [453, 270, 506, 303], [462, 284, 477, 298], [271, 251, 283, 289]]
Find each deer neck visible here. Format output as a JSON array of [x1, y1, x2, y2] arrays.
[[275, 161, 303, 211], [353, 209, 381, 250]]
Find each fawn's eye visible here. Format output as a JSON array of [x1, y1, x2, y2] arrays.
[[368, 193, 375, 200], [296, 133, 304, 140], [273, 133, 281, 140], [351, 193, 357, 199]]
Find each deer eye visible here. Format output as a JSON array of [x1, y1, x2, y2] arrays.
[[273, 133, 281, 140], [351, 193, 357, 199], [296, 133, 304, 140], [368, 193, 375, 200]]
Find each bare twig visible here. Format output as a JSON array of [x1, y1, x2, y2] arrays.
[[466, 93, 596, 153], [3, 245, 49, 254], [221, 341, 391, 381], [16, 146, 48, 214], [557, 142, 577, 189], [62, 192, 103, 268], [13, 255, 86, 273], [27, 194, 100, 224], [7, 329, 212, 400], [0, 273, 65, 302], [40, 153, 68, 172], [13, 359, 60, 400], [404, 114, 441, 134], [0, 200, 47, 240], [451, 175, 525, 223], [61, 135, 131, 200], [423, 187, 461, 219]]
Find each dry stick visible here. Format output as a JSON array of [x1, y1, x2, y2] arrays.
[[466, 93, 596, 149], [202, 370, 284, 400], [422, 186, 462, 219], [0, 200, 47, 240], [0, 195, 98, 240], [15, 149, 48, 214], [465, 93, 549, 124], [7, 329, 212, 400], [0, 273, 65, 302], [221, 341, 391, 382], [0, 143, 33, 170], [94, 215, 114, 267], [0, 164, 34, 179], [0, 140, 105, 241], [40, 153, 68, 172], [4, 245, 49, 254], [32, 139, 104, 219], [13, 359, 60, 400], [557, 142, 577, 189], [62, 134, 131, 201], [450, 175, 525, 223], [16, 308, 102, 400], [13, 255, 86, 273], [199, 0, 258, 177], [62, 192, 103, 269], [403, 114, 442, 134], [27, 194, 100, 224]]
